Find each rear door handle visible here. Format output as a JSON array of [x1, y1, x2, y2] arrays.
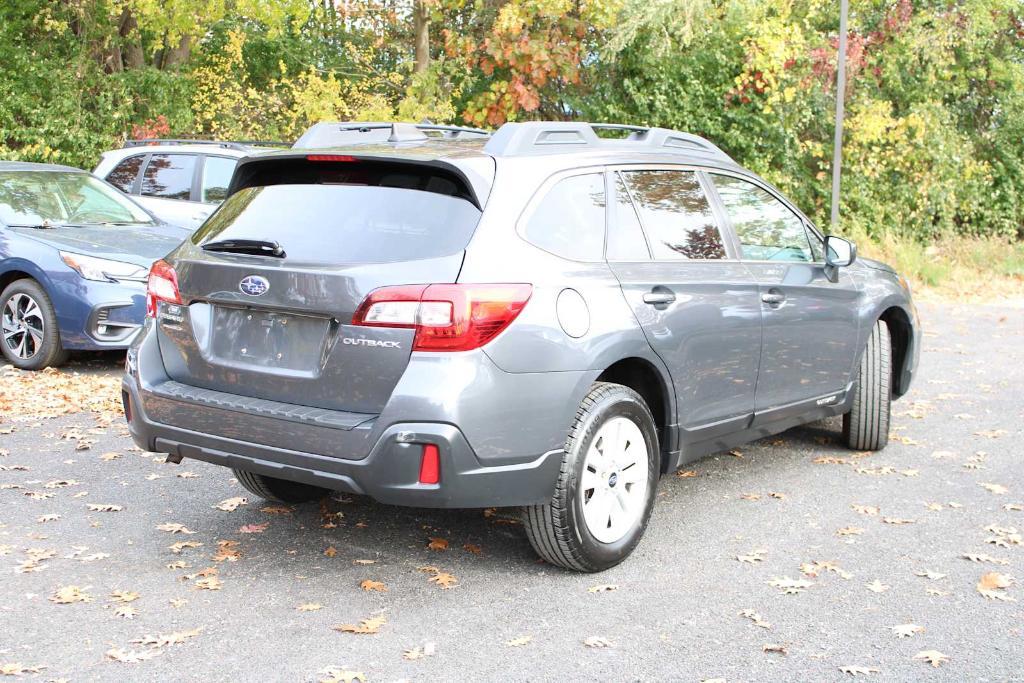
[[761, 290, 786, 306], [643, 288, 676, 306]]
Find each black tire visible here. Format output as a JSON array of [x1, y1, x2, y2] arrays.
[[0, 279, 69, 370], [522, 382, 660, 572], [843, 319, 891, 451], [232, 469, 327, 504]]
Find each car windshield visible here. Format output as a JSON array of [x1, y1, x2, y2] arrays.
[[0, 171, 154, 227]]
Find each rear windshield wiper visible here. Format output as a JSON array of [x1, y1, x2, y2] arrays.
[[201, 238, 286, 258]]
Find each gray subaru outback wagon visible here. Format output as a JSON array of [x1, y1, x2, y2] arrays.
[[122, 121, 919, 572]]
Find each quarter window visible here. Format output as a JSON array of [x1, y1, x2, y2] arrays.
[[710, 174, 813, 262], [141, 154, 195, 201], [201, 156, 236, 204], [522, 173, 605, 261], [620, 170, 726, 260], [106, 156, 144, 193]]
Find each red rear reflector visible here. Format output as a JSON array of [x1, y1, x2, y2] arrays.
[[351, 283, 532, 352], [419, 444, 440, 485], [146, 259, 181, 317], [306, 154, 357, 162]]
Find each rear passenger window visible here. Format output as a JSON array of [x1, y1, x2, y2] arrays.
[[106, 156, 144, 193], [521, 173, 605, 261], [142, 154, 195, 201], [607, 173, 651, 261], [201, 156, 236, 204], [621, 170, 726, 260], [710, 174, 813, 262]]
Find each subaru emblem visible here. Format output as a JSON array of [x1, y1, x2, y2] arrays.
[[239, 275, 269, 297]]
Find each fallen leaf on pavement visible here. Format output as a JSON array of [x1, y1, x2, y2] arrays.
[[839, 665, 881, 675], [588, 584, 618, 593], [866, 580, 890, 593], [914, 570, 946, 580], [360, 579, 387, 592], [87, 504, 123, 512], [891, 624, 924, 638], [739, 609, 771, 629], [214, 497, 247, 512], [763, 643, 787, 655], [737, 550, 765, 564], [195, 576, 223, 591], [319, 668, 365, 683], [50, 586, 92, 604], [914, 650, 949, 668], [105, 647, 160, 663], [768, 577, 813, 594], [36, 514, 60, 523], [583, 636, 614, 648], [962, 553, 1009, 565], [676, 469, 697, 478], [837, 526, 865, 536], [131, 628, 203, 648], [427, 537, 449, 551], [463, 543, 482, 554], [0, 663, 46, 675], [429, 572, 458, 589], [852, 504, 880, 516], [403, 643, 436, 660], [1004, 503, 1024, 512], [297, 603, 323, 612], [882, 517, 915, 525], [324, 546, 338, 558], [113, 605, 138, 619], [156, 523, 195, 534], [981, 483, 1008, 495], [506, 635, 532, 647], [110, 590, 140, 603], [169, 541, 202, 554], [334, 615, 386, 635], [238, 523, 268, 534], [976, 572, 1015, 601]]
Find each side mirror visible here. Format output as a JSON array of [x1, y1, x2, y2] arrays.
[[824, 236, 856, 282]]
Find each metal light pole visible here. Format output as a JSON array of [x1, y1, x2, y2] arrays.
[[830, 0, 849, 230]]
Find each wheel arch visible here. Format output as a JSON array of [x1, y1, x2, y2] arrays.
[[877, 306, 913, 398], [595, 356, 675, 474]]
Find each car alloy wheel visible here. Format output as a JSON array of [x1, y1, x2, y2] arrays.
[[579, 416, 650, 544], [2, 292, 45, 360]]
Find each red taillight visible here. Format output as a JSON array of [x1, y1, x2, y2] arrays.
[[351, 283, 532, 352], [146, 259, 181, 317], [419, 444, 440, 485], [306, 154, 357, 162]]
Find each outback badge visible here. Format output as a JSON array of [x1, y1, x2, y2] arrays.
[[239, 275, 270, 297]]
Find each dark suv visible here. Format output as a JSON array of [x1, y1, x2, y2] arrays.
[[122, 121, 919, 572]]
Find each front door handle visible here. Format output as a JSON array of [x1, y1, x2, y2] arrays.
[[761, 290, 786, 306], [643, 287, 676, 306]]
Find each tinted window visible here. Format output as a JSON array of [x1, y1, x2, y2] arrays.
[[106, 156, 144, 193], [142, 154, 195, 200], [193, 184, 481, 265], [711, 174, 812, 262], [607, 173, 651, 261], [522, 173, 605, 261], [621, 170, 725, 260], [201, 156, 236, 204]]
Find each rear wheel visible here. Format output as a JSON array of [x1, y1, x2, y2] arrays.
[[0, 279, 69, 370], [523, 382, 660, 572], [232, 469, 327, 504], [843, 319, 891, 451]]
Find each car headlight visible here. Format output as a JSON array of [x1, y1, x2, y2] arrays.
[[60, 251, 149, 283]]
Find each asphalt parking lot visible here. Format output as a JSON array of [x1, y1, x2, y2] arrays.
[[1, 300, 1022, 682]]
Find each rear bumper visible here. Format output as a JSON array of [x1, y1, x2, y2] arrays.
[[123, 379, 562, 508], [121, 321, 574, 508]]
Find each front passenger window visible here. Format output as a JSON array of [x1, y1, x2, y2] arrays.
[[710, 174, 813, 262]]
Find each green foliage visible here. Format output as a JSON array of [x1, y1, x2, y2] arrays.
[[0, 0, 1021, 244]]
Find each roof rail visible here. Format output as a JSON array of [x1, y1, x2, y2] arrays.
[[123, 139, 291, 151], [483, 122, 734, 163], [292, 122, 491, 148]]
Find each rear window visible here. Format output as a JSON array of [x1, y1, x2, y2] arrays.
[[192, 183, 481, 264]]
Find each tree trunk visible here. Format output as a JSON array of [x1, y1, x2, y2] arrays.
[[162, 35, 193, 70], [413, 0, 430, 73], [118, 8, 146, 70]]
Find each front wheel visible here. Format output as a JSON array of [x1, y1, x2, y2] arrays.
[[843, 318, 891, 451], [0, 279, 69, 370], [523, 382, 660, 572]]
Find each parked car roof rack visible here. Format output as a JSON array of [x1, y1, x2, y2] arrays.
[[292, 122, 491, 148], [123, 139, 291, 151], [483, 122, 734, 162]]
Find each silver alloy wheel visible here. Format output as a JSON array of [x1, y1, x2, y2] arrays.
[[580, 416, 650, 544], [2, 292, 45, 360]]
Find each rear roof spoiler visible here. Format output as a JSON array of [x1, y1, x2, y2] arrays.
[[227, 152, 493, 210]]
